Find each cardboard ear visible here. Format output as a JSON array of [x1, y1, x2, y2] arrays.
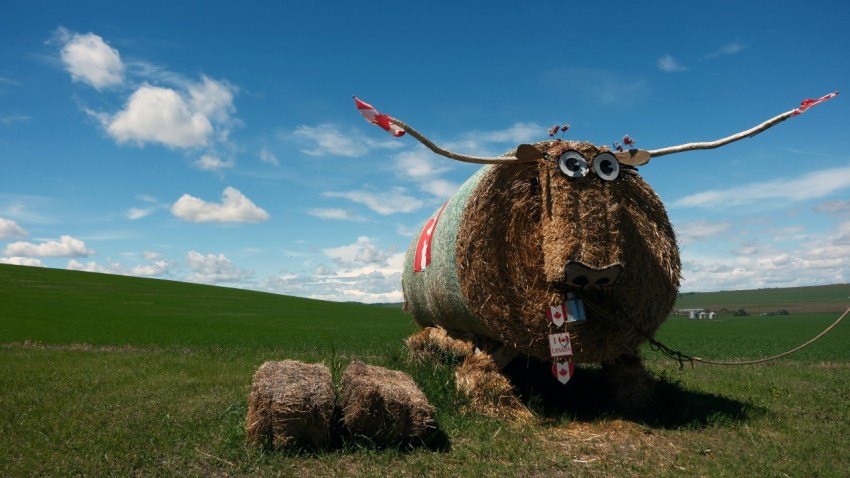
[[614, 149, 651, 166], [516, 143, 547, 162]]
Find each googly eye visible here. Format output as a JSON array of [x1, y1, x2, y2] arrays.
[[557, 150, 589, 178], [592, 152, 619, 181]]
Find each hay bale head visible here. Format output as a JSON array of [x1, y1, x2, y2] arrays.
[[402, 140, 681, 364], [246, 360, 335, 450], [340, 360, 434, 444]]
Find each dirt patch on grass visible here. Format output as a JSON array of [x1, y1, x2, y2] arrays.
[[533, 420, 688, 474]]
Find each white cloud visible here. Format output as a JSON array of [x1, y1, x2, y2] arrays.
[[673, 165, 850, 209], [0, 217, 27, 240], [0, 257, 45, 267], [392, 149, 460, 199], [171, 187, 269, 223], [307, 208, 366, 221], [544, 67, 648, 106], [259, 147, 279, 166], [261, 251, 406, 303], [193, 154, 234, 172], [131, 260, 171, 277], [675, 220, 731, 245], [143, 251, 160, 260], [124, 195, 167, 220], [291, 123, 402, 157], [67, 259, 110, 273], [187, 76, 236, 123], [705, 41, 747, 59], [395, 149, 452, 181], [105, 84, 213, 148], [185, 250, 253, 283], [814, 200, 850, 214], [680, 220, 850, 291], [58, 29, 124, 89], [658, 54, 688, 72], [124, 207, 153, 220], [0, 115, 31, 126], [100, 76, 236, 149], [323, 236, 389, 268], [324, 188, 423, 215], [2, 235, 93, 258]]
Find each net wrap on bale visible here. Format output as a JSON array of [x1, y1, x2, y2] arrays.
[[402, 141, 681, 364]]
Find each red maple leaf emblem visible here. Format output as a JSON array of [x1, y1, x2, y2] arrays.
[[559, 367, 568, 376], [559, 336, 568, 345]]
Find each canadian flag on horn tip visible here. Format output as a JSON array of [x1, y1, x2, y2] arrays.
[[792, 91, 838, 116], [353, 96, 405, 137]]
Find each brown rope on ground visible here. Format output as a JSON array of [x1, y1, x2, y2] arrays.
[[584, 297, 849, 369], [683, 306, 849, 366]]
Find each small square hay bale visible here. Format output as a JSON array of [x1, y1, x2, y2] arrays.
[[246, 360, 334, 450], [340, 360, 434, 444]]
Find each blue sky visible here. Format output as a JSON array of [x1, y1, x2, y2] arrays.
[[1, 1, 848, 302]]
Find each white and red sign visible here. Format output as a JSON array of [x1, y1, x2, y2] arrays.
[[546, 304, 567, 327], [548, 332, 573, 358], [413, 202, 447, 272], [552, 361, 575, 384]]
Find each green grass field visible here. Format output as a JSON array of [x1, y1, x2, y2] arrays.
[[1, 264, 849, 477]]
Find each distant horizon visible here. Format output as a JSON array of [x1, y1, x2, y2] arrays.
[[2, 262, 847, 306]]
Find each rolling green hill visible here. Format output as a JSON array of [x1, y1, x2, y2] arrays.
[[0, 264, 415, 353], [675, 283, 849, 313]]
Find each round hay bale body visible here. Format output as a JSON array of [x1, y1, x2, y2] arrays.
[[402, 141, 681, 364], [340, 360, 434, 444], [246, 360, 335, 450]]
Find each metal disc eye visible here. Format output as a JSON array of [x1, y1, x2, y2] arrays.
[[593, 152, 620, 181], [557, 150, 588, 178]]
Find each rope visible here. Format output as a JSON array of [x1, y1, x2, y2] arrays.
[[681, 306, 849, 367], [583, 297, 849, 369]]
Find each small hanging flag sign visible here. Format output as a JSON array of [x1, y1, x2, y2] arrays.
[[546, 304, 567, 327], [548, 332, 573, 357], [552, 360, 575, 384], [567, 293, 587, 322]]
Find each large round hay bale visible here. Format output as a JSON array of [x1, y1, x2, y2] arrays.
[[340, 360, 434, 444], [402, 140, 680, 364], [245, 360, 335, 450]]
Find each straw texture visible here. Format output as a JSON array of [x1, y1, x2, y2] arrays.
[[245, 360, 335, 450], [340, 360, 434, 444], [402, 140, 681, 365]]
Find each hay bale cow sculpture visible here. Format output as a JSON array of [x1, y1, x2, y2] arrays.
[[355, 93, 837, 414]]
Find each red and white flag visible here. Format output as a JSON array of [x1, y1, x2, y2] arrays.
[[792, 91, 838, 116], [546, 304, 567, 327], [552, 361, 575, 385], [353, 96, 405, 137], [413, 202, 447, 272]]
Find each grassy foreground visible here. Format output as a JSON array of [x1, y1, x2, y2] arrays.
[[1, 265, 849, 477]]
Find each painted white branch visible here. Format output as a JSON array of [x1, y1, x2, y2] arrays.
[[389, 117, 534, 164], [648, 109, 797, 158]]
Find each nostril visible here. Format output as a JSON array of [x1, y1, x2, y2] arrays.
[[565, 261, 623, 287], [571, 276, 589, 286]]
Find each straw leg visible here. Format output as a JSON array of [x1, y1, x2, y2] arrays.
[[601, 353, 655, 414]]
